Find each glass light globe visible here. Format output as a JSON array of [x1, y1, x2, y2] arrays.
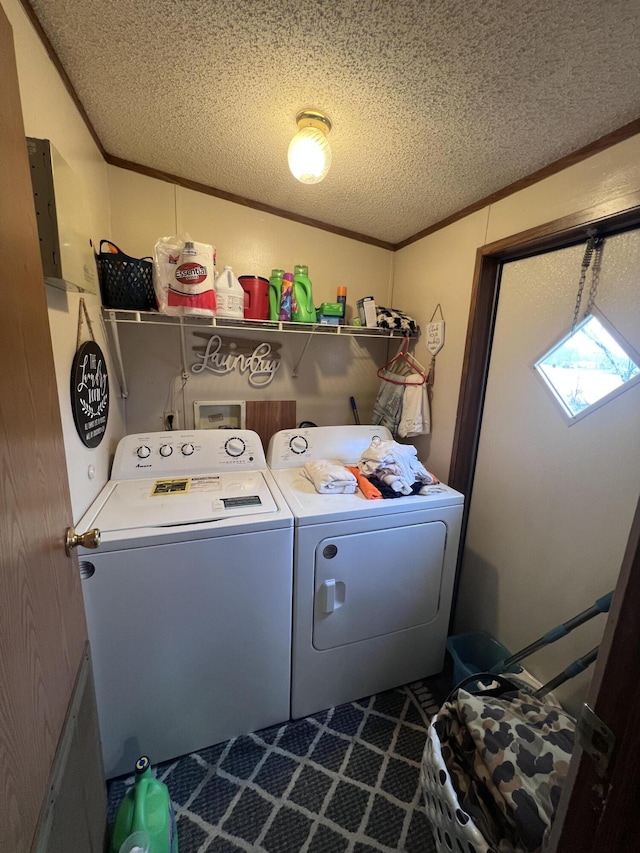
[[288, 126, 332, 184]]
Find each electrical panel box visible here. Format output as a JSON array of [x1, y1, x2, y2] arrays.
[[194, 400, 246, 430], [27, 137, 98, 294]]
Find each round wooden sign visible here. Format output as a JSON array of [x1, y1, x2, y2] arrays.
[[70, 340, 109, 447]]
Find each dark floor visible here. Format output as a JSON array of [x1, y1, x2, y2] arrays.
[[108, 675, 450, 853]]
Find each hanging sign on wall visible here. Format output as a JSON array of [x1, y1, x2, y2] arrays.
[[70, 340, 110, 447], [191, 334, 281, 387], [426, 304, 446, 357], [426, 321, 445, 356]]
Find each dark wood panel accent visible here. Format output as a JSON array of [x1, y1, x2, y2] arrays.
[[0, 8, 89, 852], [246, 400, 296, 452], [447, 249, 500, 498], [395, 118, 640, 249], [17, 0, 105, 157], [104, 154, 396, 251]]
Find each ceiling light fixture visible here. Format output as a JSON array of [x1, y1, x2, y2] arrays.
[[288, 109, 332, 184]]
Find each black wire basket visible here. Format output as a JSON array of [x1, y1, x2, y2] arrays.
[[95, 240, 157, 310]]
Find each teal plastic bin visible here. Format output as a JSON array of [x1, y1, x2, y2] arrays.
[[446, 631, 522, 688]]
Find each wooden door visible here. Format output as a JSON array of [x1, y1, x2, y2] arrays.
[[0, 7, 105, 852]]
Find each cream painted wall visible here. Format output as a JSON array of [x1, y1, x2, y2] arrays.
[[107, 169, 395, 313], [486, 135, 640, 243], [116, 322, 396, 435], [395, 135, 640, 483], [5, 0, 126, 521], [176, 187, 394, 313], [107, 130, 640, 506], [392, 210, 489, 480], [107, 168, 176, 260], [107, 167, 398, 433], [394, 131, 640, 711]]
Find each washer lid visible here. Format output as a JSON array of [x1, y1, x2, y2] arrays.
[[271, 466, 464, 524], [92, 471, 279, 532]]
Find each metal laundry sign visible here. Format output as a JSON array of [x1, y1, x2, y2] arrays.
[[191, 334, 281, 387]]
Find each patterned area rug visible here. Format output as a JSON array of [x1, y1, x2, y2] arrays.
[[108, 681, 443, 853]]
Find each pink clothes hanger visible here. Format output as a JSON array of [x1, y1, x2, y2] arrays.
[[376, 337, 427, 386]]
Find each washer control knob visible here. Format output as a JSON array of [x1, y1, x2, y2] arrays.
[[289, 435, 309, 455], [159, 444, 173, 457], [181, 443, 195, 456], [225, 437, 246, 457], [136, 445, 151, 459]]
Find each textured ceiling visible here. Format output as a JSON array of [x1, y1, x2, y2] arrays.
[[26, 0, 640, 245]]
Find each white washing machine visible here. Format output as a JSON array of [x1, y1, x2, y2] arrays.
[[76, 430, 293, 778], [267, 425, 464, 719]]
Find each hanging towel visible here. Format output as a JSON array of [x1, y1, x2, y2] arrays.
[[302, 460, 357, 494], [373, 368, 429, 438], [371, 370, 404, 434], [397, 379, 431, 437]]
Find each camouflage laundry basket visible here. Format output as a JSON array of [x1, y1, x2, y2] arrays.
[[422, 597, 607, 852], [421, 721, 492, 853], [420, 678, 576, 853]]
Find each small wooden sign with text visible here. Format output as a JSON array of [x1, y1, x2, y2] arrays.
[[426, 321, 445, 357]]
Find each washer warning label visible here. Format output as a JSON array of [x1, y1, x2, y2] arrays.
[[151, 478, 190, 496]]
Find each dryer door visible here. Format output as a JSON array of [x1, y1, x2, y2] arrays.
[[313, 521, 446, 650]]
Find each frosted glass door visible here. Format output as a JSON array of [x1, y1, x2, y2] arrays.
[[456, 229, 640, 714]]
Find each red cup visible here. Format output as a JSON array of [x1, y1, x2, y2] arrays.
[[238, 276, 270, 320]]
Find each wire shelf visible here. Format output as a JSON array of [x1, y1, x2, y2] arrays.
[[101, 308, 418, 339]]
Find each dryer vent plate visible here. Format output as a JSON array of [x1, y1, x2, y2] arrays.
[[194, 400, 246, 430]]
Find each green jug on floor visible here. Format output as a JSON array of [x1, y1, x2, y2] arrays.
[[111, 756, 178, 853], [292, 264, 316, 322]]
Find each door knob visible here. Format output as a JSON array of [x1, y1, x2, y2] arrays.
[[65, 526, 101, 557]]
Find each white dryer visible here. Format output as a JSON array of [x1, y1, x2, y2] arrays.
[[267, 425, 464, 719], [76, 430, 293, 778]]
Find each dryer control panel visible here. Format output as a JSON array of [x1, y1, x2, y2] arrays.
[[267, 425, 393, 468], [112, 429, 267, 480]]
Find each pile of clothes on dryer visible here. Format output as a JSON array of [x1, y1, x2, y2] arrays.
[[302, 437, 440, 497]]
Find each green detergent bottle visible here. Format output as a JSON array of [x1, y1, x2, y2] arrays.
[[269, 269, 284, 320], [292, 264, 316, 322], [111, 756, 177, 853]]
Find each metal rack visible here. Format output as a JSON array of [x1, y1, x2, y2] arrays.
[[102, 308, 417, 396]]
